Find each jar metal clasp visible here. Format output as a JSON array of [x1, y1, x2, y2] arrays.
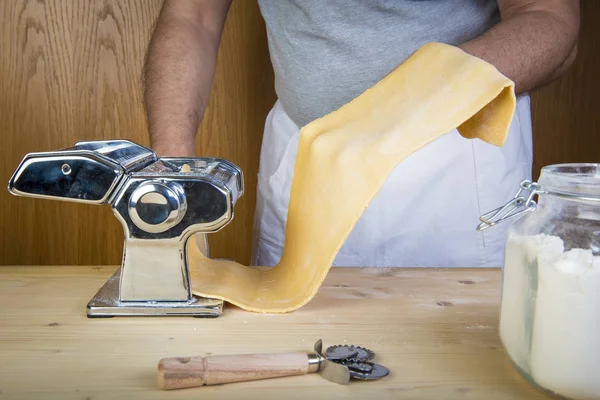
[[476, 180, 545, 231]]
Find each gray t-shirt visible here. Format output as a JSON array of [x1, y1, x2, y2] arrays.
[[257, 0, 500, 128]]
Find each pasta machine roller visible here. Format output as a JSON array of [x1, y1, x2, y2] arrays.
[[7, 139, 243, 318]]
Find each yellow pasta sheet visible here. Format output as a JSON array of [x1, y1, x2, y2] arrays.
[[188, 42, 515, 313]]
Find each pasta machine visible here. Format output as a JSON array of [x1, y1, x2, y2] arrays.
[[7, 139, 243, 318]]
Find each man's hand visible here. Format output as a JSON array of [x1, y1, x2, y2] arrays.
[[459, 0, 579, 94], [143, 0, 232, 157]]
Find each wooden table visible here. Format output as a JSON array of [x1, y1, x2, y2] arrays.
[[0, 265, 554, 400]]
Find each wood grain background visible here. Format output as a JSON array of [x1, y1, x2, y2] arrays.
[[530, 1, 600, 179], [0, 0, 275, 265], [1, 0, 598, 266]]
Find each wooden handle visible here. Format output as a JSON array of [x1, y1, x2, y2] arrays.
[[157, 352, 310, 390]]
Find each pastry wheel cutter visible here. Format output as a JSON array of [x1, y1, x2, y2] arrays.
[[157, 339, 390, 389], [7, 139, 243, 318]]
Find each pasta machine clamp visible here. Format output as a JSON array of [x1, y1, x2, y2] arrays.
[[7, 139, 244, 318]]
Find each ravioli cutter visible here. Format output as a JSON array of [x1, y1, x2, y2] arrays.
[[7, 139, 243, 318], [157, 339, 389, 390]]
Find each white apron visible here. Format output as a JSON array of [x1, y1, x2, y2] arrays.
[[251, 95, 533, 268]]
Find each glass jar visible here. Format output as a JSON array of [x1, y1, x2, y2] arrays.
[[479, 163, 600, 400]]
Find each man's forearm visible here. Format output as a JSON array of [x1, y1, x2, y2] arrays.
[[459, 0, 579, 95], [144, 1, 230, 157]]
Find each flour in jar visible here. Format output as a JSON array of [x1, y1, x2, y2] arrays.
[[499, 233, 600, 399]]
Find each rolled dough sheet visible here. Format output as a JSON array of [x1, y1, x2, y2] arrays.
[[188, 42, 515, 313]]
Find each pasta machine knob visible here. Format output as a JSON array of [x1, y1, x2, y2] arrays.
[[128, 181, 187, 233]]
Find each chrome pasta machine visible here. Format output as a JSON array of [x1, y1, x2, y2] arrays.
[[7, 140, 243, 318]]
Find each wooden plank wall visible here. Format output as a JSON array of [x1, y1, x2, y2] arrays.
[[530, 1, 600, 179], [1, 0, 598, 266], [0, 0, 276, 265]]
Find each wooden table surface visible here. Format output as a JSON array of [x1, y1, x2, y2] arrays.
[[0, 265, 555, 400]]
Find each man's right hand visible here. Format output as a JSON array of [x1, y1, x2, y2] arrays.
[[143, 0, 232, 157]]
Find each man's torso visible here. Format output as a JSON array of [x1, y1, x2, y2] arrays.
[[258, 0, 500, 127]]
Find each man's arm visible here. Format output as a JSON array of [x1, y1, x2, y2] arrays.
[[143, 0, 232, 157], [459, 0, 579, 95]]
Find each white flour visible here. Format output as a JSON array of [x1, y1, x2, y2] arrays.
[[499, 233, 600, 399]]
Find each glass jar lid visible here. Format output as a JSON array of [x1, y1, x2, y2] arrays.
[[538, 163, 600, 202], [476, 163, 600, 231]]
